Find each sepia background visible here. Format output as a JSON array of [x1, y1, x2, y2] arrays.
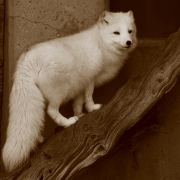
[[1, 0, 180, 179]]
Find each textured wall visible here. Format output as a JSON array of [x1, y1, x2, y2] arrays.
[[8, 0, 106, 82], [0, 0, 4, 91]]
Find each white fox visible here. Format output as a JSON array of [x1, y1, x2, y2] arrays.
[[2, 11, 137, 172]]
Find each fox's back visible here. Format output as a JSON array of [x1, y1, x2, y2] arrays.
[[19, 10, 137, 92]]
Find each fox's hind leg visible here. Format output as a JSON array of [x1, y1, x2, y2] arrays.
[[43, 89, 78, 128], [84, 81, 102, 112], [47, 102, 78, 128], [38, 72, 78, 127]]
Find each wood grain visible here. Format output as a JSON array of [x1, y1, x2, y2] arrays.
[[1, 29, 180, 180]]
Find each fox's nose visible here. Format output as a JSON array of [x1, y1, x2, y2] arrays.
[[126, 40, 132, 46]]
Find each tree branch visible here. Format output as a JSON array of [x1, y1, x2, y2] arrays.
[[2, 29, 180, 180]]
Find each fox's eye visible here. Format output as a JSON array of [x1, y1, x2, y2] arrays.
[[104, 20, 108, 24], [113, 31, 120, 35], [128, 30, 133, 34]]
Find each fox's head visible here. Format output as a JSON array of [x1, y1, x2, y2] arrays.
[[99, 11, 137, 52]]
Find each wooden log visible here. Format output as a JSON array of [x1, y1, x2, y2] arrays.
[[1, 29, 180, 180]]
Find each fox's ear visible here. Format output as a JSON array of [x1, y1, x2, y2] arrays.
[[127, 11, 134, 17], [99, 11, 112, 24], [127, 10, 134, 18]]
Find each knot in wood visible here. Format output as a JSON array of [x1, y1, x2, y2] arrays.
[[157, 77, 163, 84], [94, 143, 107, 156], [42, 152, 52, 159], [90, 134, 97, 141]]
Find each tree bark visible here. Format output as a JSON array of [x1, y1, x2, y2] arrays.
[[1, 29, 180, 180]]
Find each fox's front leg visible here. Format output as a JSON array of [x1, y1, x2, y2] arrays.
[[85, 81, 102, 112], [73, 93, 85, 117]]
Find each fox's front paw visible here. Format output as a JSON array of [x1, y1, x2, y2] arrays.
[[93, 104, 102, 110], [86, 103, 102, 112], [63, 116, 78, 128]]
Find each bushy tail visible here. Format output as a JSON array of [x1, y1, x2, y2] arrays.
[[2, 53, 45, 172]]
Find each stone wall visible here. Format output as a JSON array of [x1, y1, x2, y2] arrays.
[[0, 0, 3, 91], [7, 0, 106, 84]]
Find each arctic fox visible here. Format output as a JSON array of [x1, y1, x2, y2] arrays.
[[2, 11, 137, 172]]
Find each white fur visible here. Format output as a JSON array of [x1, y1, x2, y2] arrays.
[[2, 11, 137, 172]]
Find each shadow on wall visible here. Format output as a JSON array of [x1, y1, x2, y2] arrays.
[[111, 0, 180, 37]]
